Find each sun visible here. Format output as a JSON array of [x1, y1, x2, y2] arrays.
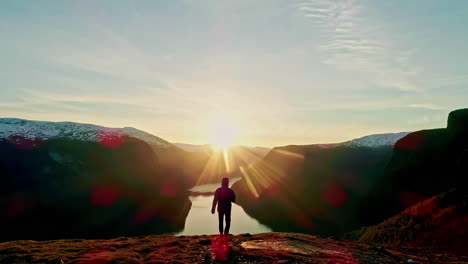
[[207, 119, 239, 151]]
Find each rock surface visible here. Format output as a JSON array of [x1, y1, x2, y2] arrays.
[[351, 190, 468, 255], [447, 108, 468, 137], [0, 233, 466, 264]]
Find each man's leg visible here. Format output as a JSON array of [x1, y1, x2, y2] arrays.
[[224, 210, 231, 235], [218, 211, 224, 234]]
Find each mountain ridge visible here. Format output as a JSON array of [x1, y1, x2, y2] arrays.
[[1, 118, 411, 149], [0, 118, 171, 148]]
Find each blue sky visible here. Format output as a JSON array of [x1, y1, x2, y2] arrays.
[[1, 0, 467, 147]]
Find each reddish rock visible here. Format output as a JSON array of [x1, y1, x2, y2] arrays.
[[0, 233, 466, 264]]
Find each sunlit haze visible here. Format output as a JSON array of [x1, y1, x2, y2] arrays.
[[206, 110, 241, 149], [1, 1, 467, 147], [208, 121, 238, 150]]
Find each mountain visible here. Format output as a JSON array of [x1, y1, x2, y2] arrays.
[[0, 118, 171, 147], [0, 118, 198, 241], [229, 133, 409, 236], [0, 118, 222, 186], [0, 135, 191, 241], [232, 144, 395, 236], [341, 132, 410, 147], [232, 108, 468, 237], [174, 143, 213, 153], [360, 108, 468, 224], [241, 145, 271, 158], [175, 133, 409, 155]]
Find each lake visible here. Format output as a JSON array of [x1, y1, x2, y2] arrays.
[[176, 178, 271, 235]]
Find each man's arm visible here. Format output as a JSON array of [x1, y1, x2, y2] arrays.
[[232, 190, 236, 203], [211, 190, 218, 214]]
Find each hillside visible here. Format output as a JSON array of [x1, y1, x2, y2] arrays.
[[232, 144, 395, 236], [354, 190, 468, 255], [0, 135, 191, 241], [232, 108, 468, 237]]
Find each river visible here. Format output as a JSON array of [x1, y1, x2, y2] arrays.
[[176, 178, 271, 235]]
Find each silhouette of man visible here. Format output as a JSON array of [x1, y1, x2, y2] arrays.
[[211, 178, 236, 235]]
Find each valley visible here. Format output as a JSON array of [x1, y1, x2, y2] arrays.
[[0, 109, 467, 259]]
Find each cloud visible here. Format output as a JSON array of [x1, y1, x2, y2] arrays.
[[408, 104, 446, 110], [296, 0, 420, 91], [406, 112, 446, 126]]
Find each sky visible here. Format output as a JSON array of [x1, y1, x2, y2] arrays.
[[1, 0, 467, 147]]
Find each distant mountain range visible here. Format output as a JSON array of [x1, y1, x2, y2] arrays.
[[175, 142, 271, 158], [174, 143, 212, 153], [0, 118, 413, 189], [0, 118, 410, 153], [0, 118, 410, 149], [0, 118, 411, 188]]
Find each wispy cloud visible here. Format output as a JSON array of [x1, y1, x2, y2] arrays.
[[408, 104, 446, 110], [406, 113, 445, 126], [296, 0, 419, 91]]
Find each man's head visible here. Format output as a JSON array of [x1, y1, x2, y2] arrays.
[[221, 177, 229, 187]]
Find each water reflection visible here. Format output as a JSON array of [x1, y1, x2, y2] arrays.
[[177, 178, 271, 235]]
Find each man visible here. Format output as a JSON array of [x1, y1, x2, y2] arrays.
[[211, 178, 236, 235]]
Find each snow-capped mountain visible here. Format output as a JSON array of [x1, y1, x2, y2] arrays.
[[0, 118, 171, 148], [341, 132, 411, 147], [122, 127, 171, 148]]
